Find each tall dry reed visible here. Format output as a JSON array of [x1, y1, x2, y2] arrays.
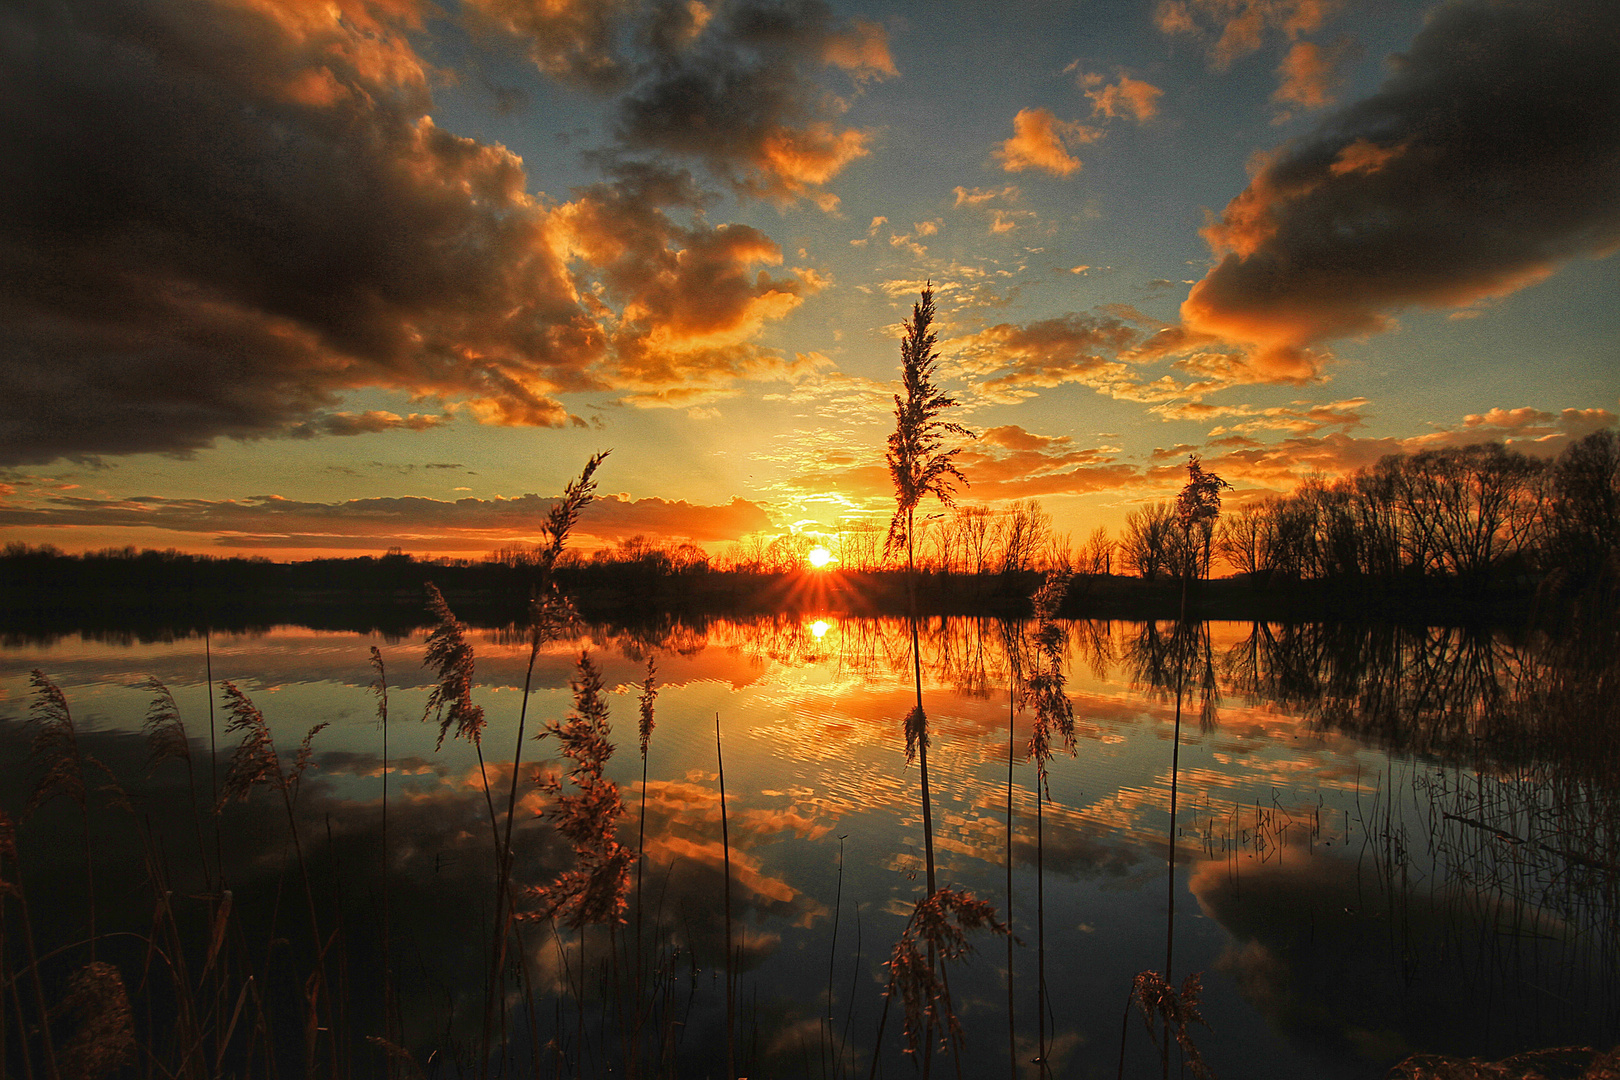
[[1024, 570, 1074, 1078], [885, 283, 970, 900]]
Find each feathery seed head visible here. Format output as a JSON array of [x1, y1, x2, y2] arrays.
[[422, 583, 485, 749], [638, 656, 657, 760], [886, 285, 971, 557], [142, 676, 191, 774]]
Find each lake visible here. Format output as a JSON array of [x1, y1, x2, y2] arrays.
[[1, 613, 1615, 1078]]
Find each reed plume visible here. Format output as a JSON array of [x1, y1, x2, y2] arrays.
[[143, 676, 215, 890], [26, 671, 125, 960], [369, 645, 396, 1056], [1126, 971, 1213, 1080], [214, 680, 334, 1072], [216, 682, 327, 807], [637, 657, 657, 762], [525, 651, 632, 928], [1025, 570, 1076, 791], [56, 960, 135, 1080], [423, 583, 486, 750], [885, 282, 970, 901], [1023, 569, 1073, 1078], [634, 657, 657, 983], [884, 888, 1007, 1061], [142, 677, 191, 773], [26, 670, 123, 817], [885, 284, 969, 559]]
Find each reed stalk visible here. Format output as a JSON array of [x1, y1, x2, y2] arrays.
[[635, 657, 657, 1015], [1006, 685, 1017, 1080], [886, 283, 970, 903], [205, 630, 222, 889], [717, 712, 736, 1080], [367, 647, 395, 1070]]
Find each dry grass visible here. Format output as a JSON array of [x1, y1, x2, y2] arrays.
[[524, 652, 633, 929], [883, 887, 1007, 1063], [1124, 970, 1213, 1080]]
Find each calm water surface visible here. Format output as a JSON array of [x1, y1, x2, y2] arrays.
[[1, 616, 1615, 1078]]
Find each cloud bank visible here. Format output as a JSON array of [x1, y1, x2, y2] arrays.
[[0, 0, 879, 466], [0, 488, 774, 551], [1181, 0, 1620, 376]]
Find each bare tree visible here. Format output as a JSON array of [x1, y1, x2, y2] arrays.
[[1544, 430, 1620, 585], [959, 506, 995, 574], [1082, 525, 1113, 576], [838, 519, 885, 572], [997, 499, 1050, 574], [1390, 444, 1544, 581], [1122, 502, 1176, 580]]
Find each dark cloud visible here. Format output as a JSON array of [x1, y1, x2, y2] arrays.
[[0, 0, 822, 466], [478, 0, 894, 204], [466, 0, 640, 91], [611, 0, 893, 206], [0, 489, 775, 549], [1190, 853, 1604, 1066], [1182, 0, 1620, 376], [0, 0, 607, 465]]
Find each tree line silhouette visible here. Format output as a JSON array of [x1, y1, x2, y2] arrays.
[[3, 430, 1615, 629]]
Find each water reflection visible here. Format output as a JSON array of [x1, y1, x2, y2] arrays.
[[0, 615, 1614, 1077]]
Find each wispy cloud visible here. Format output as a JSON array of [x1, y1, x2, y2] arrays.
[[0, 489, 775, 551], [1155, 0, 1343, 71]]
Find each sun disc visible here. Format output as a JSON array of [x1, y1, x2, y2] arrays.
[[807, 546, 833, 569]]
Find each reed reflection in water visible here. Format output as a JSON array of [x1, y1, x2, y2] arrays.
[[0, 614, 1615, 1078]]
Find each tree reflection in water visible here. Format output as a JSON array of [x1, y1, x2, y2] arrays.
[[1, 613, 1617, 1077]]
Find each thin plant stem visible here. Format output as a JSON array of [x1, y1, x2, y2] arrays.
[[1006, 682, 1017, 1080], [826, 834, 846, 1080], [1037, 775, 1046, 1079], [205, 630, 222, 888], [370, 647, 394, 1071], [909, 522, 938, 899], [717, 712, 736, 1080]]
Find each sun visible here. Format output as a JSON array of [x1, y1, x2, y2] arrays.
[[806, 545, 834, 569]]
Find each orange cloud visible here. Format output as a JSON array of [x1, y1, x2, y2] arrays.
[[1085, 73, 1164, 122], [465, 0, 636, 90], [993, 108, 1100, 178], [1328, 137, 1405, 176], [953, 185, 1020, 207], [1189, 403, 1615, 493], [952, 313, 1143, 402], [821, 18, 898, 81], [1156, 0, 1342, 71], [954, 429, 1141, 500], [290, 411, 451, 437], [1150, 397, 1367, 436], [1272, 38, 1357, 112]]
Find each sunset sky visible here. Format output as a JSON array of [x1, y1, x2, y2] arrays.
[[1, 0, 1616, 559]]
